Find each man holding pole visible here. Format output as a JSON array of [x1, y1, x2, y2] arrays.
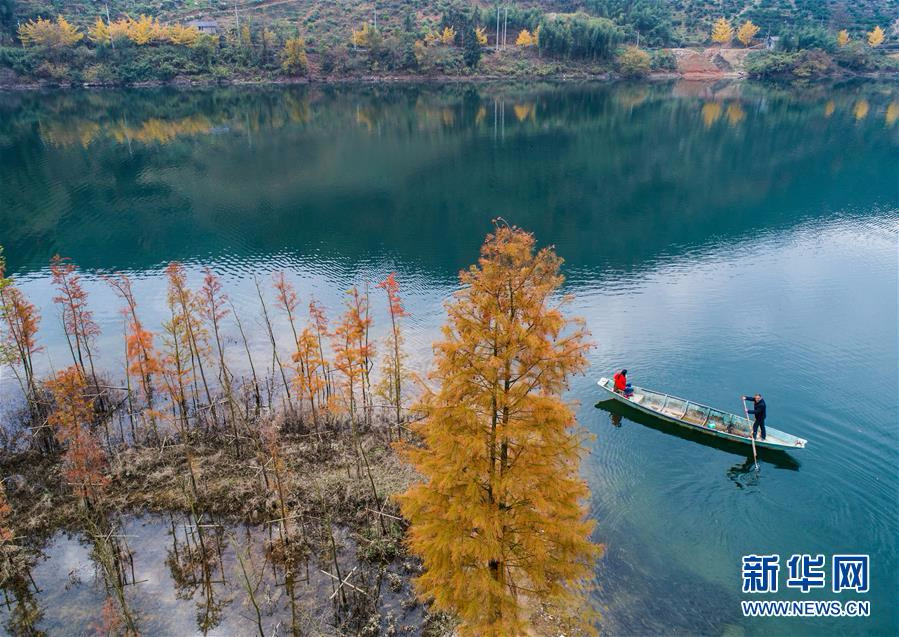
[[742, 393, 767, 441]]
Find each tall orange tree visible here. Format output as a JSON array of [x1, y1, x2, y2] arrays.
[[160, 292, 195, 432], [0, 252, 43, 420], [50, 256, 102, 392], [309, 299, 333, 403], [46, 366, 109, 507], [376, 272, 409, 439], [333, 289, 384, 531], [199, 268, 243, 453], [292, 327, 325, 435], [398, 225, 599, 636], [166, 262, 217, 428], [107, 274, 161, 443]]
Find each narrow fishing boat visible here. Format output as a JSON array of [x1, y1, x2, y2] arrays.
[[597, 377, 807, 450]]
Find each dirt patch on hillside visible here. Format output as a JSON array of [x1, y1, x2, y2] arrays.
[[670, 47, 754, 79]]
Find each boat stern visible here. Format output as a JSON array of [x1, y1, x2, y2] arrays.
[[597, 377, 621, 400]]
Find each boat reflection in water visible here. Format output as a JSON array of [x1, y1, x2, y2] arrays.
[[594, 399, 801, 472]]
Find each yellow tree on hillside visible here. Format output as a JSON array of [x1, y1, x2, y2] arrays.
[[398, 225, 599, 636], [515, 29, 536, 46], [711, 17, 733, 45], [108, 18, 130, 43], [736, 20, 759, 47], [867, 25, 884, 47], [837, 29, 850, 47], [440, 25, 456, 45], [282, 36, 308, 75], [128, 15, 161, 45], [19, 16, 83, 48], [89, 18, 111, 46], [167, 24, 200, 46], [352, 22, 374, 47], [475, 25, 488, 46]]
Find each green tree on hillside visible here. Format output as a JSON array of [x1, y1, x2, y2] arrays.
[[463, 24, 481, 68], [586, 0, 673, 46], [0, 0, 15, 32]]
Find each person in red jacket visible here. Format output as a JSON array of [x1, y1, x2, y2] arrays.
[[613, 369, 634, 398]]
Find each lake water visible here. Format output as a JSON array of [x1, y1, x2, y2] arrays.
[[1, 81, 897, 636]]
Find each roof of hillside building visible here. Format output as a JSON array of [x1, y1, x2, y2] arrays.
[[187, 19, 219, 28]]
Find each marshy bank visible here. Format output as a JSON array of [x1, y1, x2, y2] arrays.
[[1, 246, 595, 636], [1, 404, 450, 636], [0, 253, 455, 635]]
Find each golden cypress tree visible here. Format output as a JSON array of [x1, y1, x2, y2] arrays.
[[440, 25, 456, 45], [736, 20, 759, 47], [398, 225, 599, 636], [167, 23, 200, 46], [282, 37, 308, 75], [89, 17, 111, 46], [515, 29, 536, 46], [867, 25, 884, 47], [711, 17, 733, 45], [836, 29, 849, 47], [18, 16, 83, 48]]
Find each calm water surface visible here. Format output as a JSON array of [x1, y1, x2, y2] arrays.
[[0, 81, 897, 636]]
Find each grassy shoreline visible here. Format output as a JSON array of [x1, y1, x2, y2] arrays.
[[2, 51, 895, 91], [3, 68, 897, 91]]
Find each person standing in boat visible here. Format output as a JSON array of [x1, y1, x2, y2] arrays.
[[613, 369, 634, 398], [742, 393, 766, 440]]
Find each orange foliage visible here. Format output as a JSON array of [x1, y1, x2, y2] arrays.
[[107, 275, 161, 413], [199, 268, 229, 326], [160, 300, 194, 426], [91, 596, 124, 636], [165, 263, 209, 356], [50, 255, 100, 379], [46, 366, 109, 502], [309, 299, 330, 341], [1, 282, 43, 401], [164, 261, 217, 426], [308, 298, 332, 401], [332, 288, 374, 421], [376, 273, 409, 426], [292, 327, 326, 424], [0, 484, 12, 542], [377, 272, 407, 319], [397, 226, 599, 636], [273, 271, 301, 347], [273, 271, 299, 317]]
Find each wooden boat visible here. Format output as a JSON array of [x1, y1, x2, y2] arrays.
[[597, 377, 807, 450]]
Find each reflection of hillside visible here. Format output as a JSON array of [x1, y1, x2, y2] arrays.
[[0, 82, 895, 274]]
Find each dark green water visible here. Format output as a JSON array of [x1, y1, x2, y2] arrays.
[[1, 81, 897, 636]]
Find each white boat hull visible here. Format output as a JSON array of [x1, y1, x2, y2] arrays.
[[597, 378, 807, 451]]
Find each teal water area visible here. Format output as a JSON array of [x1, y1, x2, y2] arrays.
[[1, 80, 896, 635]]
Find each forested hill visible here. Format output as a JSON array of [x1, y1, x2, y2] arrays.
[[4, 0, 897, 46], [0, 0, 895, 86]]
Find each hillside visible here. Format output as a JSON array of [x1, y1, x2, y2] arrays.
[[7, 0, 898, 48], [0, 0, 895, 87]]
